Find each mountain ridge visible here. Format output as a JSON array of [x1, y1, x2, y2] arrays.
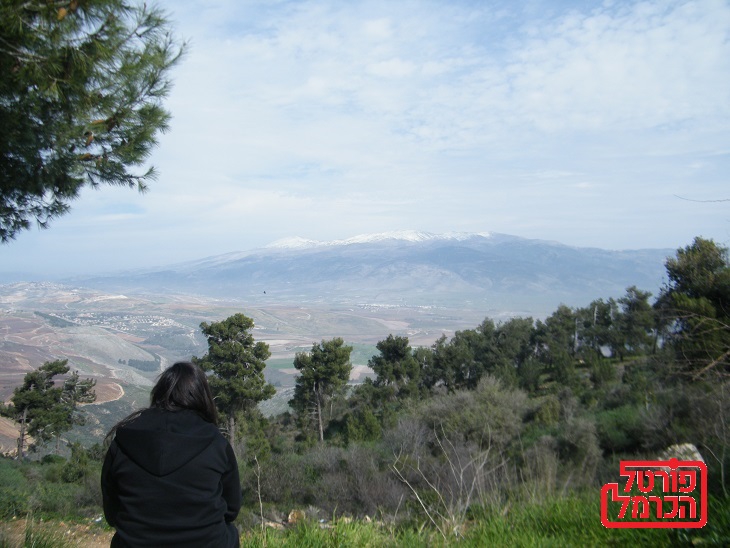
[[64, 231, 674, 318]]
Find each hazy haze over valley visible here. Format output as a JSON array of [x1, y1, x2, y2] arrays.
[[1, 229, 674, 447]]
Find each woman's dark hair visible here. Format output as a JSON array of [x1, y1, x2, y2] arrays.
[[105, 362, 217, 445], [150, 361, 217, 424]]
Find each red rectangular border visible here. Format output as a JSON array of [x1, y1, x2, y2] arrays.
[[600, 459, 707, 528]]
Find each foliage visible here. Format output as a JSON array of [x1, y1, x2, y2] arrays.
[[235, 408, 272, 466], [0, 445, 102, 521], [0, 458, 27, 519], [420, 318, 537, 392], [0, 0, 184, 241], [193, 313, 275, 445], [594, 405, 645, 453], [126, 356, 161, 372], [657, 237, 730, 378], [4, 234, 730, 542], [290, 338, 352, 443], [468, 494, 674, 547], [369, 335, 421, 399], [8, 360, 95, 456], [615, 286, 655, 358]]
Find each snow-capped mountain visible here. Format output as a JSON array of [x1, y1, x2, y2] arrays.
[[71, 232, 673, 317], [266, 231, 493, 249]]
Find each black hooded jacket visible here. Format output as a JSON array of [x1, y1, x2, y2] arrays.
[[101, 408, 241, 547]]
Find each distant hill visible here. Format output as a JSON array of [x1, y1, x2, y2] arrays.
[[70, 231, 673, 317]]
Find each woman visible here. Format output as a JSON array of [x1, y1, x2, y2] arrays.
[[101, 362, 241, 547]]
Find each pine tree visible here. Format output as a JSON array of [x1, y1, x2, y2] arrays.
[[193, 314, 275, 447], [0, 0, 184, 241], [9, 360, 95, 456], [657, 237, 730, 377], [369, 334, 420, 398], [290, 338, 352, 442]]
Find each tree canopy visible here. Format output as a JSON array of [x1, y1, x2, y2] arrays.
[[290, 338, 353, 442], [194, 313, 275, 445], [658, 237, 730, 377], [0, 0, 183, 241], [369, 334, 421, 398], [9, 360, 96, 456]]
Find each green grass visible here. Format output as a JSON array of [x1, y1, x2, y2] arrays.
[[238, 492, 730, 547], [465, 495, 672, 547], [241, 520, 433, 548], [1, 492, 727, 547]]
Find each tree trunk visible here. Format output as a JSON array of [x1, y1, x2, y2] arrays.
[[16, 407, 27, 459], [228, 415, 236, 447], [316, 395, 324, 443]]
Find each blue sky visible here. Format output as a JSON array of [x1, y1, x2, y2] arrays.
[[3, 0, 730, 278]]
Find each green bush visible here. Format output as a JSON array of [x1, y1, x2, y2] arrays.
[[0, 487, 27, 519], [535, 395, 560, 427], [556, 417, 601, 487], [29, 482, 81, 518], [595, 404, 645, 453], [0, 458, 29, 518], [417, 376, 528, 452], [40, 454, 65, 465], [589, 358, 617, 388], [344, 409, 382, 444]]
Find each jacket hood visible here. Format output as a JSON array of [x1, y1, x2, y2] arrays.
[[115, 409, 218, 476]]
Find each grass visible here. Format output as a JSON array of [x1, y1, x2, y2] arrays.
[[238, 492, 730, 547], [0, 520, 77, 548], [2, 493, 728, 547], [241, 520, 432, 548]]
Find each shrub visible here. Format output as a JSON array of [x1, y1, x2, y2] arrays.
[[29, 482, 80, 518], [519, 435, 559, 497], [535, 395, 560, 427], [590, 358, 617, 388], [344, 409, 382, 445], [556, 417, 601, 487], [0, 458, 29, 518], [0, 487, 27, 519], [416, 376, 528, 452], [595, 405, 646, 453]]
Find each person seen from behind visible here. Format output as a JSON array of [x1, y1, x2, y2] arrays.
[[101, 361, 241, 547]]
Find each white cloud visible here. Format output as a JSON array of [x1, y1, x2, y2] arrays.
[[3, 0, 729, 275], [367, 58, 417, 78]]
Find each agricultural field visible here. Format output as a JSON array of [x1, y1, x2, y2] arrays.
[[0, 282, 482, 448]]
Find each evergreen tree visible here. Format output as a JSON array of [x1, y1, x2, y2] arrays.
[[615, 286, 655, 358], [290, 338, 352, 442], [577, 298, 616, 358], [494, 317, 535, 386], [9, 360, 95, 456], [430, 329, 483, 391], [536, 305, 578, 385], [58, 370, 97, 452], [194, 314, 275, 446], [657, 237, 730, 377], [369, 334, 421, 399], [0, 0, 184, 241]]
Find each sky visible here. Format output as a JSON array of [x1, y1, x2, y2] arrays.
[[3, 0, 730, 278]]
